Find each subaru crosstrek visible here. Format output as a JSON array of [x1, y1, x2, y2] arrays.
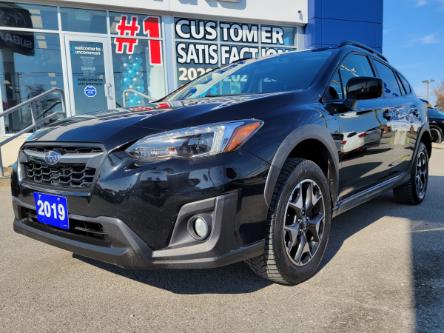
[[12, 42, 431, 285]]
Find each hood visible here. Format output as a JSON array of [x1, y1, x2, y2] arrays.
[[428, 108, 444, 120], [29, 92, 300, 150]]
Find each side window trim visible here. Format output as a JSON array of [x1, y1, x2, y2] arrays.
[[395, 72, 406, 95], [366, 55, 377, 78], [392, 69, 404, 97], [337, 70, 345, 99], [398, 73, 412, 95]]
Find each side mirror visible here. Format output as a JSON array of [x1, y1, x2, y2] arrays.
[[346, 77, 384, 101], [325, 77, 384, 113]]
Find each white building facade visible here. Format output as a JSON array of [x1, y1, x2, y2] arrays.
[[0, 0, 382, 137]]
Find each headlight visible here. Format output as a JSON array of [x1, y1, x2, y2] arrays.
[[126, 119, 263, 161]]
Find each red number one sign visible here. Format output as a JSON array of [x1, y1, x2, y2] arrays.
[[144, 17, 162, 65], [114, 16, 162, 65], [114, 16, 140, 54]]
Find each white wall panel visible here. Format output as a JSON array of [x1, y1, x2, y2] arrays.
[[55, 0, 308, 24]]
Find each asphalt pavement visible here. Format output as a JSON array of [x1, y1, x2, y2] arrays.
[[1, 145, 443, 332]]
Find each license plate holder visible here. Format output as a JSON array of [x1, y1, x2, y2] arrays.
[[33, 192, 69, 230]]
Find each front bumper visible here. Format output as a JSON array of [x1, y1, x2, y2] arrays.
[[13, 147, 270, 251], [13, 191, 265, 269], [12, 143, 270, 269]]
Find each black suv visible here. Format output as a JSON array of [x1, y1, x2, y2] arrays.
[[427, 105, 444, 143], [11, 42, 431, 285]]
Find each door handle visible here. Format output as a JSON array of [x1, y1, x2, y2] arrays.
[[105, 83, 114, 100], [383, 109, 392, 120]]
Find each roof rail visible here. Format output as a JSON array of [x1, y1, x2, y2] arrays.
[[338, 41, 388, 62]]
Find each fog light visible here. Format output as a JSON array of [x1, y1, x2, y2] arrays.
[[193, 216, 210, 239]]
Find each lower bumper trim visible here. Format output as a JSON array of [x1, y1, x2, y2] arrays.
[[151, 241, 264, 269], [14, 216, 153, 269], [13, 194, 265, 269]]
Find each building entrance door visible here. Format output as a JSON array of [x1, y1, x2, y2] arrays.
[[64, 35, 115, 115]]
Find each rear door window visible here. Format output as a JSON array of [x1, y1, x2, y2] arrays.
[[373, 61, 403, 98]]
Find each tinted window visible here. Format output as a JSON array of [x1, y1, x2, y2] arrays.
[[339, 54, 374, 99], [61, 8, 107, 33], [0, 2, 58, 30], [112, 38, 167, 106], [167, 50, 333, 101], [326, 71, 343, 100], [374, 61, 402, 97], [0, 32, 64, 133]]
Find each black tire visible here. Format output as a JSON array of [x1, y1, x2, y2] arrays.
[[393, 142, 429, 205], [430, 127, 442, 144], [247, 158, 332, 285]]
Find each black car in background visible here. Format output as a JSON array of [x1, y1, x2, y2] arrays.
[[11, 42, 432, 285], [428, 105, 444, 143]]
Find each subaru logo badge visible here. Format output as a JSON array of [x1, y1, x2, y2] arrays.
[[45, 150, 62, 165]]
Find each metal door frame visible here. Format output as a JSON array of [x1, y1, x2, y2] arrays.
[[63, 34, 116, 115]]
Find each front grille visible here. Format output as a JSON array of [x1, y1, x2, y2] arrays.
[[25, 146, 103, 154], [21, 207, 109, 245], [23, 161, 96, 188], [21, 144, 104, 190]]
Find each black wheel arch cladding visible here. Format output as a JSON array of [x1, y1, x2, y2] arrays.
[[264, 124, 339, 208]]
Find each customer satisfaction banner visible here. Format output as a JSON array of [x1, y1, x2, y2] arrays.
[[175, 18, 298, 84]]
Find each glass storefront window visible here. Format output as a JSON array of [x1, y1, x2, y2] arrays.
[[110, 12, 162, 39], [260, 26, 297, 47], [0, 32, 64, 133], [61, 8, 107, 34], [112, 38, 166, 107], [173, 17, 299, 86], [219, 44, 259, 65], [0, 6, 301, 133], [0, 2, 58, 30], [1, 89, 65, 134]]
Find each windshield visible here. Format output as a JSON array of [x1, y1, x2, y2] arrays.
[[166, 50, 333, 101]]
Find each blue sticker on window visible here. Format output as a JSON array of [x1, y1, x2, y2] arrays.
[[84, 85, 97, 97]]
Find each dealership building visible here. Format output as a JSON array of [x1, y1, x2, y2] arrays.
[[0, 0, 383, 166]]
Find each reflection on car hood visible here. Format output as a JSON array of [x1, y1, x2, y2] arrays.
[[28, 92, 292, 149]]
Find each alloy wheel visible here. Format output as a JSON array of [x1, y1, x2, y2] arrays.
[[283, 179, 326, 266], [415, 151, 428, 199]]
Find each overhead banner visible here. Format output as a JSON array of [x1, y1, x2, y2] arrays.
[[175, 18, 298, 85]]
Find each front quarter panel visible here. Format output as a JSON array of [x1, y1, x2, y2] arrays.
[[241, 105, 339, 207]]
